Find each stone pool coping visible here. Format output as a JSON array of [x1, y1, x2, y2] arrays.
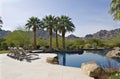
[[0, 53, 94, 79]]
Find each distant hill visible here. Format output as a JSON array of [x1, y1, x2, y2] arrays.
[[85, 28, 120, 39], [0, 30, 10, 38], [66, 34, 80, 40], [1, 28, 120, 40], [36, 29, 57, 39], [0, 29, 58, 39], [38, 28, 120, 40]]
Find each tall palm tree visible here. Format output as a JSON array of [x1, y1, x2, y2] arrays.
[[0, 17, 3, 30], [59, 15, 75, 49], [25, 17, 42, 49], [42, 15, 55, 49], [109, 0, 120, 20], [54, 16, 60, 48]]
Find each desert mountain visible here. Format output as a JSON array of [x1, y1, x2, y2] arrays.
[[85, 28, 120, 39]]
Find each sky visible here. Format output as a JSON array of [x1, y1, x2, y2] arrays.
[[0, 0, 120, 37]]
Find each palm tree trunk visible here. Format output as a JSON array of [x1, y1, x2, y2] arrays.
[[49, 28, 52, 49], [33, 26, 37, 49], [56, 30, 59, 48], [62, 30, 65, 50]]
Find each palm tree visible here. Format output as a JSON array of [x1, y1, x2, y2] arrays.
[[54, 16, 60, 48], [59, 15, 75, 49], [25, 17, 42, 49], [109, 0, 120, 20], [42, 15, 55, 49], [0, 17, 3, 30]]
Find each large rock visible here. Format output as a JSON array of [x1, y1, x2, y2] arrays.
[[106, 47, 120, 57], [46, 56, 59, 64], [113, 47, 120, 51], [81, 62, 105, 79]]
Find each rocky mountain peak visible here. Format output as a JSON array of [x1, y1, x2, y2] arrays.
[[85, 28, 120, 39], [67, 34, 80, 40]]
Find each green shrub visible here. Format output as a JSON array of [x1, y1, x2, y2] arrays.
[[84, 44, 92, 48], [107, 72, 120, 79], [40, 46, 45, 50]]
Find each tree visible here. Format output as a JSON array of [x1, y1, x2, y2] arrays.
[[0, 17, 3, 30], [0, 38, 6, 50], [85, 38, 104, 48], [74, 38, 84, 49], [54, 16, 60, 48], [37, 37, 48, 49], [42, 15, 55, 49], [25, 17, 42, 49], [5, 30, 32, 48], [59, 15, 75, 49], [110, 35, 120, 47], [109, 0, 120, 20]]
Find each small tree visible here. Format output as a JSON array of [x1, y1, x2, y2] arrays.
[[5, 30, 32, 48]]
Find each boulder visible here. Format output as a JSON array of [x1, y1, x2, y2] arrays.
[[106, 47, 120, 57], [46, 56, 59, 64], [81, 62, 99, 75], [113, 47, 120, 51], [81, 62, 105, 79]]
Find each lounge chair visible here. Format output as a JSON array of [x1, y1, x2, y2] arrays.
[[7, 47, 39, 61], [18, 47, 39, 60], [7, 47, 21, 60], [7, 47, 17, 58]]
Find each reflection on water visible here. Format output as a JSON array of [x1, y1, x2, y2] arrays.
[[57, 50, 120, 68], [58, 53, 66, 66]]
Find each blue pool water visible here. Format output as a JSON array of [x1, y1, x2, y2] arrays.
[[57, 50, 120, 68]]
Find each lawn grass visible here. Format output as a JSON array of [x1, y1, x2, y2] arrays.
[[107, 72, 120, 79], [0, 50, 9, 54]]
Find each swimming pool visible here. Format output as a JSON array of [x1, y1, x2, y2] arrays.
[[57, 50, 120, 68]]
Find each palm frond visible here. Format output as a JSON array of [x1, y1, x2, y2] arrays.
[[25, 16, 42, 30], [58, 15, 75, 33], [42, 15, 55, 30], [110, 0, 120, 20], [0, 17, 3, 24]]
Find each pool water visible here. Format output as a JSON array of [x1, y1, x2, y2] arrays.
[[57, 50, 120, 68]]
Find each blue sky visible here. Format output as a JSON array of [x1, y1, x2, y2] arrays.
[[0, 0, 120, 37]]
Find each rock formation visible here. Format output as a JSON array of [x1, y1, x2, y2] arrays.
[[106, 47, 120, 57], [81, 62, 105, 79]]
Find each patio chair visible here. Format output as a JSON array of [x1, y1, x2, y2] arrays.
[[7, 47, 22, 60], [7, 47, 17, 58], [18, 47, 39, 60]]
